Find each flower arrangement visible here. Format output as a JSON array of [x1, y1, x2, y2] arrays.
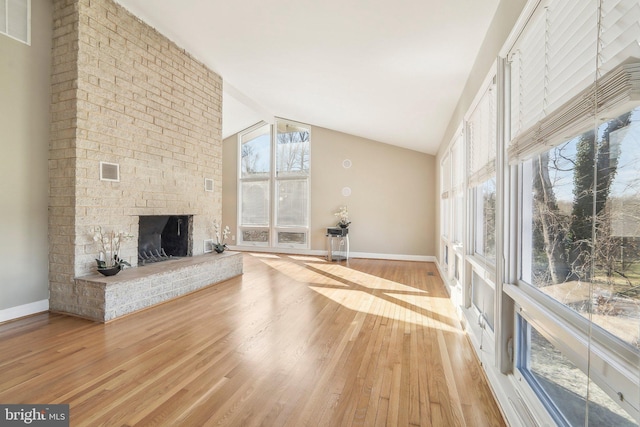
[[213, 219, 231, 253], [92, 226, 134, 270], [334, 206, 351, 228]]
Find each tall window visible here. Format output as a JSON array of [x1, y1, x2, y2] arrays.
[[466, 74, 498, 333], [238, 119, 310, 249]]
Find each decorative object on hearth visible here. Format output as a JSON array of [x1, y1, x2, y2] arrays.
[[334, 206, 351, 228], [92, 226, 133, 275], [213, 219, 230, 253]]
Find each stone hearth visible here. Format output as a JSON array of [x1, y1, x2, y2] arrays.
[[53, 252, 242, 322]]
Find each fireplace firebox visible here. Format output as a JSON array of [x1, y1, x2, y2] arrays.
[[138, 215, 193, 264]]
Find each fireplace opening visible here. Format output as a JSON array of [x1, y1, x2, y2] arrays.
[[138, 215, 193, 264]]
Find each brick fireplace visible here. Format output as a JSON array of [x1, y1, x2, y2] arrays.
[[48, 0, 237, 321]]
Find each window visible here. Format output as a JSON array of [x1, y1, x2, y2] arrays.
[[451, 134, 465, 247], [275, 121, 310, 246], [465, 72, 498, 345], [474, 178, 496, 262], [0, 0, 30, 45], [238, 119, 310, 249], [472, 270, 495, 331], [239, 123, 271, 246], [520, 108, 640, 350], [517, 316, 636, 426]]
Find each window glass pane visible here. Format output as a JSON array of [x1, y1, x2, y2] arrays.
[[7, 0, 27, 43], [454, 194, 464, 244], [520, 108, 640, 349], [475, 178, 496, 263], [0, 0, 6, 34], [441, 198, 449, 239], [472, 271, 494, 330], [241, 123, 270, 178], [276, 179, 308, 227], [520, 320, 635, 426], [241, 229, 269, 243], [241, 181, 269, 226], [278, 231, 306, 245], [276, 121, 309, 176]]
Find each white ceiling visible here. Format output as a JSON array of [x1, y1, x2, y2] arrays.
[[114, 0, 499, 154]]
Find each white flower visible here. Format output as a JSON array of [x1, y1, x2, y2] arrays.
[[334, 206, 350, 225], [91, 226, 134, 268], [213, 220, 230, 245]]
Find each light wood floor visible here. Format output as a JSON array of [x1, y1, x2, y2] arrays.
[[0, 253, 505, 426]]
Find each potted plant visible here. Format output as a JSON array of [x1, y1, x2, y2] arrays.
[[92, 226, 133, 276], [213, 219, 231, 253], [334, 206, 351, 228]]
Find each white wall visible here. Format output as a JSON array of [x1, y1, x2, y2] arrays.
[[0, 0, 52, 318]]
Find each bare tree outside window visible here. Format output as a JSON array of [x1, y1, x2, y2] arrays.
[[525, 109, 640, 349]]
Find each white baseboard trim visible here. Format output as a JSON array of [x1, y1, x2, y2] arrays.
[[228, 246, 436, 263], [0, 299, 49, 324]]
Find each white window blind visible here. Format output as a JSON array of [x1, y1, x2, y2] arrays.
[[599, 0, 640, 75], [440, 153, 451, 199], [0, 0, 29, 45], [467, 77, 497, 187], [507, 0, 640, 163], [546, 0, 598, 114], [508, 62, 640, 162], [509, 6, 546, 138], [450, 131, 465, 194]]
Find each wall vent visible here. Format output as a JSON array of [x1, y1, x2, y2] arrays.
[[204, 178, 214, 192], [100, 161, 120, 182]]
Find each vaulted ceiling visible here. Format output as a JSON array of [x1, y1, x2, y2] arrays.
[[115, 0, 499, 154]]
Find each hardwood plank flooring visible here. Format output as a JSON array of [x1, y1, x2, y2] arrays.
[[0, 253, 505, 426]]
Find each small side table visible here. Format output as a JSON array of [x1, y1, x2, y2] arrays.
[[326, 227, 349, 262]]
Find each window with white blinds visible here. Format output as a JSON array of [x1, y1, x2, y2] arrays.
[[0, 0, 30, 45], [440, 153, 451, 199], [450, 132, 465, 246], [507, 0, 640, 162], [467, 77, 497, 186], [450, 131, 464, 193]]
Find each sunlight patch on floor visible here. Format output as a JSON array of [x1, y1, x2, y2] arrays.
[[288, 255, 327, 262], [258, 257, 350, 287], [308, 262, 429, 294], [309, 286, 459, 332], [249, 253, 281, 259]]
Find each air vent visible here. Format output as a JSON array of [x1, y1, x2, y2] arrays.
[[204, 178, 214, 192], [100, 162, 120, 182]]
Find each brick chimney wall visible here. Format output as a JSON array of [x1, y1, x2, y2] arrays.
[[49, 0, 223, 313]]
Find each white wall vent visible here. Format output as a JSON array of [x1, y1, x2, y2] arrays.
[[100, 162, 120, 182], [204, 178, 214, 192]]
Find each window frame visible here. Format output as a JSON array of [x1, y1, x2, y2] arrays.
[[508, 132, 640, 422], [237, 119, 311, 250]]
